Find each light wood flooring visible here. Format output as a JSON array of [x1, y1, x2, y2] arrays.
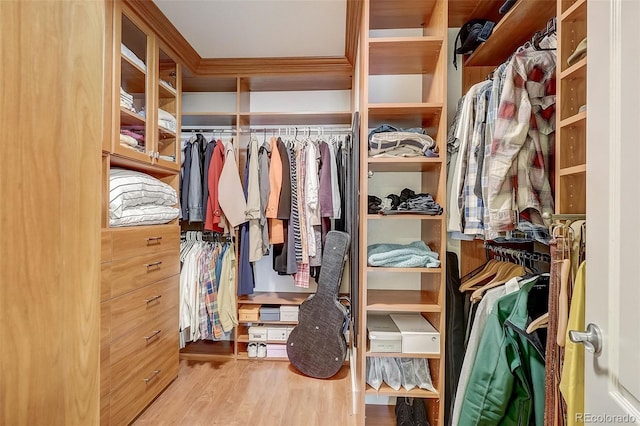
[[134, 359, 357, 426]]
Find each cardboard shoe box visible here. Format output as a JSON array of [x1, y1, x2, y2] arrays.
[[367, 313, 402, 353], [267, 325, 288, 342], [260, 305, 280, 321], [390, 313, 440, 354], [239, 304, 261, 322], [248, 325, 268, 342], [267, 343, 288, 358], [280, 305, 299, 322]]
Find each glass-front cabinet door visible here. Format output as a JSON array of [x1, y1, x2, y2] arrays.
[[116, 11, 153, 163], [156, 47, 180, 171]]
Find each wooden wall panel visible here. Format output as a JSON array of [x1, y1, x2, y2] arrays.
[[0, 1, 104, 424]]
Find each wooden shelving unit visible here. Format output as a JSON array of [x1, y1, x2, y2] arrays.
[[557, 0, 587, 214], [358, 0, 447, 423], [464, 0, 556, 67]]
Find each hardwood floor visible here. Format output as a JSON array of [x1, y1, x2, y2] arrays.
[[134, 359, 357, 426]]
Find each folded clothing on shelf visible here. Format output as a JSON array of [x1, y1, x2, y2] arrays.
[[121, 43, 146, 71], [368, 188, 443, 215], [368, 124, 438, 158], [367, 241, 440, 268]]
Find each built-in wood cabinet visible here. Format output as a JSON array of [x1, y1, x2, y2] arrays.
[[556, 0, 587, 214], [112, 4, 181, 172], [358, 0, 448, 424]]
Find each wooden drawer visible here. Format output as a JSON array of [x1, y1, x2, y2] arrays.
[[110, 275, 178, 339], [110, 224, 179, 261], [102, 230, 112, 262], [109, 348, 179, 426], [110, 306, 178, 391], [110, 250, 179, 298]]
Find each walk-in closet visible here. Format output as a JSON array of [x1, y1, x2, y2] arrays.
[[4, 0, 640, 425]]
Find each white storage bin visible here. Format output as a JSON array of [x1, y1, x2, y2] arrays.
[[367, 313, 402, 353], [280, 305, 299, 322], [248, 326, 268, 342], [267, 326, 288, 342], [390, 313, 440, 354]]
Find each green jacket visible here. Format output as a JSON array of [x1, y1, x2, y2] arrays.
[[459, 278, 546, 426]]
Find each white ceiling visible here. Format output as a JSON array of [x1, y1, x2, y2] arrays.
[[153, 0, 347, 59]]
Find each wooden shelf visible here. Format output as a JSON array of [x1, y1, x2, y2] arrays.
[[369, 37, 443, 75], [158, 81, 177, 98], [239, 112, 352, 126], [238, 320, 299, 326], [179, 340, 234, 361], [237, 352, 289, 362], [368, 157, 442, 172], [367, 103, 443, 129], [238, 292, 310, 305], [241, 74, 353, 92], [370, 0, 438, 30], [367, 267, 441, 273], [366, 383, 439, 398], [561, 0, 587, 22], [367, 290, 440, 312], [367, 214, 443, 220], [465, 0, 556, 67], [237, 335, 289, 344], [158, 125, 176, 137], [560, 111, 587, 128], [560, 57, 587, 80], [449, 0, 505, 28], [121, 54, 146, 93], [120, 108, 145, 127], [559, 164, 586, 176], [366, 351, 440, 359], [182, 112, 237, 127]]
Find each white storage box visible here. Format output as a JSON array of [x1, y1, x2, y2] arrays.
[[280, 305, 299, 322], [267, 326, 288, 342], [367, 313, 402, 353], [248, 326, 267, 342], [390, 313, 440, 354], [267, 343, 288, 358], [286, 326, 295, 340]]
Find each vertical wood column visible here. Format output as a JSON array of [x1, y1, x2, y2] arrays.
[[0, 1, 105, 425]]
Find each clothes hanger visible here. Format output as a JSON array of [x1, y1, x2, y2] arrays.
[[470, 262, 525, 303], [458, 259, 504, 292], [526, 312, 549, 334]]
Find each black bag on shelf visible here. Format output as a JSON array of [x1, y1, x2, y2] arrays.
[[453, 19, 495, 69]]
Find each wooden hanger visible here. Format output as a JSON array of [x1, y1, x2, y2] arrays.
[[526, 312, 549, 334], [458, 260, 502, 292], [470, 262, 525, 303]]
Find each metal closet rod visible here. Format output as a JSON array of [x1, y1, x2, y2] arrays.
[[180, 126, 353, 134]]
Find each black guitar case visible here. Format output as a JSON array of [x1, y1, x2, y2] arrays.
[[287, 231, 350, 379]]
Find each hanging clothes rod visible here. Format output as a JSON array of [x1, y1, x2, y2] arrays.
[[484, 243, 551, 264], [181, 128, 236, 134], [242, 126, 353, 134]]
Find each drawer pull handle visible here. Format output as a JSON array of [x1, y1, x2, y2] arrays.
[[146, 236, 163, 244], [145, 295, 162, 304], [143, 369, 161, 384], [145, 261, 163, 269], [144, 329, 162, 341]]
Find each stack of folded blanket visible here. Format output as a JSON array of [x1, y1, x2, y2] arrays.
[[368, 124, 438, 158], [367, 241, 440, 268]]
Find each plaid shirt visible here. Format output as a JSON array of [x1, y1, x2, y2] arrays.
[[487, 50, 556, 232], [203, 245, 223, 339], [464, 81, 493, 235]]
